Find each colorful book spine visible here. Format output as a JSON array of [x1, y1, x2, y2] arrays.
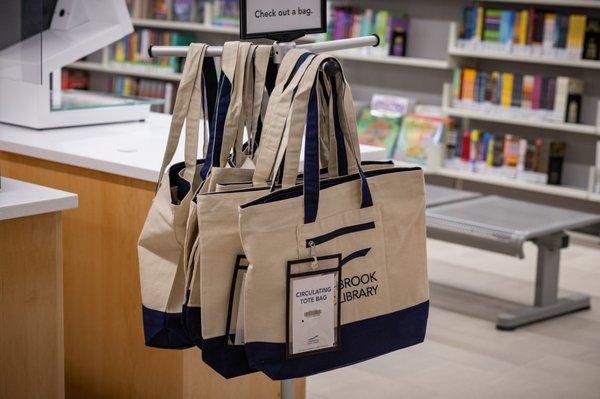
[[567, 15, 587, 55], [501, 72, 514, 107]]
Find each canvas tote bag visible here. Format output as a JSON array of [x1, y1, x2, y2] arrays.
[[238, 56, 430, 380], [183, 43, 274, 349], [137, 43, 210, 348], [194, 50, 325, 379]]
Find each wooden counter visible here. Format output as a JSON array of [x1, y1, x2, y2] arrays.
[[0, 177, 78, 399]]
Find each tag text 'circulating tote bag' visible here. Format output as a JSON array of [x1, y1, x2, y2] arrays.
[[184, 43, 274, 350], [137, 43, 210, 349], [238, 57, 430, 380]]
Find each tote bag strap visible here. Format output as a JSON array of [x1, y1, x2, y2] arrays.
[[200, 42, 243, 179], [243, 45, 271, 158], [251, 50, 316, 186], [277, 56, 361, 188], [218, 42, 252, 167], [302, 61, 373, 224], [157, 43, 208, 185]]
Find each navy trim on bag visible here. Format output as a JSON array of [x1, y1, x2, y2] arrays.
[[245, 300, 429, 380], [185, 305, 203, 349], [340, 248, 371, 267], [241, 166, 421, 208], [201, 336, 257, 379], [329, 74, 348, 176], [306, 222, 375, 247], [168, 159, 205, 204], [142, 306, 194, 349]]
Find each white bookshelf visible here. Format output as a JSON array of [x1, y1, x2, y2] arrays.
[[448, 47, 600, 70], [68, 61, 183, 81], [441, 84, 599, 136], [132, 18, 239, 34], [333, 51, 451, 69], [434, 167, 595, 201]]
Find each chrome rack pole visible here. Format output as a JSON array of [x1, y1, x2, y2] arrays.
[[148, 34, 380, 59]]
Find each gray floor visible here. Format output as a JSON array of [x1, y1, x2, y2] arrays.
[[307, 239, 600, 399]]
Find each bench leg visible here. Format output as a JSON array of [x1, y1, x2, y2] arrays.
[[496, 233, 591, 330]]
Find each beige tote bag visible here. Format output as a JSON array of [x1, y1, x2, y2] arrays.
[[238, 56, 429, 380], [137, 43, 209, 348], [184, 43, 273, 348]]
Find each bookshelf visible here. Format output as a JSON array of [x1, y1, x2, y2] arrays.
[[132, 18, 239, 35], [64, 0, 600, 206], [446, 23, 600, 70], [68, 61, 183, 81], [434, 167, 596, 201], [441, 83, 599, 136]]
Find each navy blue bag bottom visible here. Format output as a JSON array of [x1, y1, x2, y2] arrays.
[[201, 337, 257, 379], [244, 300, 429, 380], [185, 305, 203, 349], [142, 306, 194, 349]]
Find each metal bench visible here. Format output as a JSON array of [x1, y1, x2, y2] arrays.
[[425, 187, 600, 330]]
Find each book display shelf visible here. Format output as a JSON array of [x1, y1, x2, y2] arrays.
[[64, 0, 600, 206]]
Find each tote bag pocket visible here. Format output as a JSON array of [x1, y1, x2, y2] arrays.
[[297, 205, 391, 324]]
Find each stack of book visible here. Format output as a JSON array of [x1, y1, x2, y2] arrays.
[[109, 29, 196, 74], [458, 6, 600, 61], [445, 129, 567, 186], [452, 67, 584, 124], [127, 0, 239, 27], [61, 70, 89, 90], [322, 5, 409, 57], [108, 76, 174, 114]]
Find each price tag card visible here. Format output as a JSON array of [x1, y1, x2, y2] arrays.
[[241, 0, 326, 40], [225, 255, 249, 346], [286, 254, 341, 358]]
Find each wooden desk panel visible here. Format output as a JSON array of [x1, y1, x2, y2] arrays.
[[0, 152, 301, 399], [0, 212, 64, 399]]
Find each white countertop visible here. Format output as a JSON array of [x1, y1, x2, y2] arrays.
[[0, 177, 78, 221], [0, 113, 387, 183]]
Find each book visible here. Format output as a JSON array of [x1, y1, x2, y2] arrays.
[[393, 114, 447, 164], [511, 73, 523, 108], [548, 141, 566, 185], [567, 15, 587, 57], [500, 72, 514, 107], [543, 13, 556, 51], [583, 18, 600, 60], [356, 107, 402, 156], [452, 69, 463, 99], [476, 7, 485, 40], [553, 76, 570, 122], [173, 0, 193, 21], [152, 0, 171, 20], [532, 75, 542, 109], [566, 79, 584, 124], [522, 75, 534, 109], [483, 9, 502, 42], [500, 10, 515, 44], [389, 15, 409, 56], [461, 132, 471, 161], [461, 68, 477, 101]]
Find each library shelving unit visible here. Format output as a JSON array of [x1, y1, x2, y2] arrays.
[[68, 60, 183, 81], [63, 0, 600, 207], [440, 84, 600, 136], [446, 22, 600, 70]]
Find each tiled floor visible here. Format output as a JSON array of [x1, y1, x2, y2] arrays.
[[307, 239, 600, 399]]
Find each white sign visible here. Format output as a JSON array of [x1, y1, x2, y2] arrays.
[[291, 273, 336, 355], [242, 0, 324, 38]]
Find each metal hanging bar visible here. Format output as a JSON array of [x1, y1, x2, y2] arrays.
[[148, 34, 380, 58]]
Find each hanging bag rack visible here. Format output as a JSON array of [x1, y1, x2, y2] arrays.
[[148, 34, 380, 64], [145, 33, 380, 399]]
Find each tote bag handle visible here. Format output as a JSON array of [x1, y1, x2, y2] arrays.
[[278, 62, 361, 188], [251, 51, 317, 186], [303, 62, 373, 223], [157, 43, 208, 185]]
